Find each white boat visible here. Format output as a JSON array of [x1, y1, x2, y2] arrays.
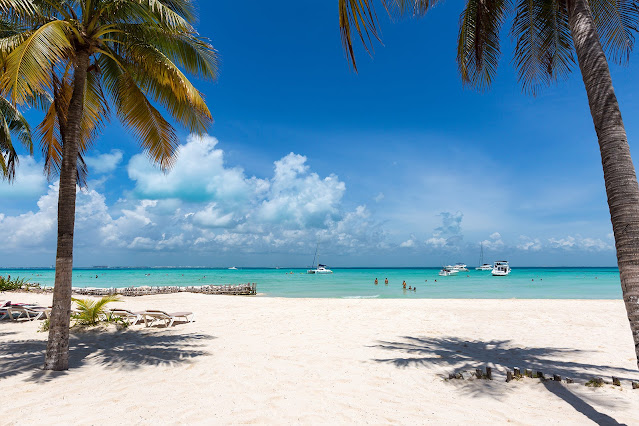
[[228, 267, 238, 270], [475, 243, 493, 270], [308, 264, 333, 274], [439, 267, 459, 276], [307, 243, 333, 274], [492, 261, 511, 276], [453, 263, 468, 272]]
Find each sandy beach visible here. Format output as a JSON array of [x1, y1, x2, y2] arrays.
[[1, 293, 638, 425]]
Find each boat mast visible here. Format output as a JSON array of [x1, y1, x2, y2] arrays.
[[479, 242, 484, 265], [311, 243, 319, 269]]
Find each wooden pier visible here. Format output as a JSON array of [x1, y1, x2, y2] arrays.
[[71, 283, 257, 297]]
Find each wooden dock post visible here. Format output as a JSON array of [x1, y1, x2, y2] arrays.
[[486, 367, 492, 380], [506, 371, 513, 382], [553, 374, 561, 382], [612, 377, 621, 386], [513, 367, 521, 377], [632, 382, 639, 389], [476, 368, 484, 379], [565, 378, 574, 384]]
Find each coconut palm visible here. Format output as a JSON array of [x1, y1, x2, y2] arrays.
[[0, 0, 217, 370], [339, 0, 639, 367]]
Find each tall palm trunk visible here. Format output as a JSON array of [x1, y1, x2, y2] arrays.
[[567, 0, 639, 367], [44, 50, 90, 371]]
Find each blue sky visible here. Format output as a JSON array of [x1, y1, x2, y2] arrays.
[[2, 0, 638, 267]]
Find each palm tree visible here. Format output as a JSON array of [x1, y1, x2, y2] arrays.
[[0, 95, 32, 181], [0, 0, 217, 371], [339, 0, 639, 367]]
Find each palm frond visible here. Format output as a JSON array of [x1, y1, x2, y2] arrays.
[[511, 0, 573, 95], [338, 0, 381, 72], [100, 55, 178, 170], [0, 94, 32, 181], [383, 0, 439, 18], [589, 0, 639, 64], [1, 19, 72, 105], [457, 0, 510, 91]]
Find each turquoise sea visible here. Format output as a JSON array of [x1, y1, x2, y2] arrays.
[[0, 267, 621, 299]]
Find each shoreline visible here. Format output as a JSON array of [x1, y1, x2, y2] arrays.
[[2, 293, 638, 424]]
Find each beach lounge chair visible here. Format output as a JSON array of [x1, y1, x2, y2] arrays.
[[109, 308, 145, 325], [143, 310, 194, 327], [7, 305, 48, 321]]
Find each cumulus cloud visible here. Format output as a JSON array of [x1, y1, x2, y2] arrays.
[[517, 235, 542, 251], [481, 232, 505, 250], [0, 135, 383, 257], [85, 150, 123, 174], [425, 212, 464, 249], [374, 192, 385, 202], [0, 156, 47, 199], [547, 235, 612, 251]]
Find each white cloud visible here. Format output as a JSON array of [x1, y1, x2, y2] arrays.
[[481, 231, 505, 250], [374, 192, 384, 202], [517, 235, 542, 251], [0, 135, 382, 257], [400, 239, 415, 248], [85, 150, 123, 174], [0, 156, 47, 198]]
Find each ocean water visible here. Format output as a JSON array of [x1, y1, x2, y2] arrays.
[[0, 267, 622, 299]]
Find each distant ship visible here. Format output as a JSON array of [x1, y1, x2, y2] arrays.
[[228, 267, 238, 270]]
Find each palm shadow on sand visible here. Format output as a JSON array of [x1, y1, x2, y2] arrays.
[[0, 330, 215, 383], [370, 336, 637, 425]]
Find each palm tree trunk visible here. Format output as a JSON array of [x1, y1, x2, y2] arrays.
[[43, 50, 90, 371], [567, 0, 639, 368]]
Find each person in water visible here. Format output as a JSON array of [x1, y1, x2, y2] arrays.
[[402, 281, 407, 289], [374, 278, 378, 285], [409, 286, 412, 290], [384, 278, 388, 285], [413, 287, 417, 291]]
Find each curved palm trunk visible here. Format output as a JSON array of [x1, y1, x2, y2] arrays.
[[44, 50, 90, 371], [567, 0, 639, 367]]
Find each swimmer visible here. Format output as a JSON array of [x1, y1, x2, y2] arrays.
[[384, 278, 388, 285], [413, 287, 416, 291], [409, 286, 412, 290], [425, 279, 427, 282], [374, 278, 378, 285], [434, 279, 437, 282], [402, 280, 407, 289]]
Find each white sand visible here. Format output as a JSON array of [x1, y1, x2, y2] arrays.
[[1, 293, 638, 425]]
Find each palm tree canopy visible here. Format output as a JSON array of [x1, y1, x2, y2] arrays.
[[339, 0, 639, 93], [0, 0, 218, 172]]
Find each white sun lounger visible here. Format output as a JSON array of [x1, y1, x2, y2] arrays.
[[109, 309, 145, 325], [6, 305, 48, 321], [143, 310, 194, 327]]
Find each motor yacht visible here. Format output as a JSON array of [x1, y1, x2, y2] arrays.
[[491, 261, 511, 276]]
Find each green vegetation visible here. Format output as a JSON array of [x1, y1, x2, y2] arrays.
[[71, 295, 123, 327], [0, 276, 36, 292]]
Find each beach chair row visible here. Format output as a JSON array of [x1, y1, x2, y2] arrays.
[[109, 309, 194, 327]]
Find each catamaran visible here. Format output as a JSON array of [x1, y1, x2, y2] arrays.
[[307, 243, 333, 274], [475, 243, 493, 270], [491, 261, 511, 276]]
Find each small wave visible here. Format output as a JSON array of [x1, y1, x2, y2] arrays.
[[342, 295, 380, 299]]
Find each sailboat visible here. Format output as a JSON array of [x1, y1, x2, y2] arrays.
[[475, 242, 493, 270], [307, 243, 333, 274]]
